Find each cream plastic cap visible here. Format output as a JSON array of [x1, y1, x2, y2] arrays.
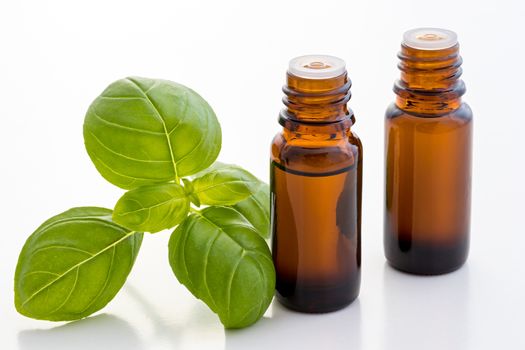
[[288, 55, 346, 79], [403, 28, 458, 50]]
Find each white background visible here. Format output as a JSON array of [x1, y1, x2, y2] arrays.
[[1, 0, 524, 349]]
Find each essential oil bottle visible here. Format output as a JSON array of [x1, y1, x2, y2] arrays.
[[271, 55, 362, 313], [384, 28, 472, 275]]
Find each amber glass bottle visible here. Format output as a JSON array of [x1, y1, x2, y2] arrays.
[[384, 28, 472, 275], [271, 55, 362, 313]]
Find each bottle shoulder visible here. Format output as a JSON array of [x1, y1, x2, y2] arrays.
[[271, 129, 362, 173], [386, 102, 472, 125]]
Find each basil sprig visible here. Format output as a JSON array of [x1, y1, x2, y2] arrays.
[[15, 77, 273, 329]]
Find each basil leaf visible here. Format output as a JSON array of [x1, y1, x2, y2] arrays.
[[14, 207, 143, 321], [189, 160, 228, 178], [168, 206, 275, 329], [84, 77, 222, 189], [229, 183, 270, 238], [192, 164, 261, 205], [113, 183, 190, 233]]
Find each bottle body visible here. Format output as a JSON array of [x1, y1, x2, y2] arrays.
[[384, 103, 472, 274], [271, 56, 362, 313], [384, 29, 472, 275]]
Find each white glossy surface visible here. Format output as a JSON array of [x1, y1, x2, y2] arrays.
[[1, 0, 525, 349]]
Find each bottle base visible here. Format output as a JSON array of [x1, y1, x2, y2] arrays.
[[275, 293, 358, 314], [386, 259, 466, 276], [384, 235, 469, 275], [275, 279, 360, 313]]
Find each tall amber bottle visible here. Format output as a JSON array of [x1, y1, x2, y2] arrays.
[[385, 28, 472, 275], [271, 55, 362, 313]]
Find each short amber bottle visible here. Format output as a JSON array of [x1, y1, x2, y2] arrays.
[[384, 28, 472, 275], [271, 55, 362, 313]]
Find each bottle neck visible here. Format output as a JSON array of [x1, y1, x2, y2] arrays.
[[394, 44, 465, 116], [280, 72, 354, 129]]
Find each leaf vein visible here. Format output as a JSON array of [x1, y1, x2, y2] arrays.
[[116, 196, 187, 216], [193, 212, 251, 252], [166, 90, 189, 135], [88, 130, 171, 164], [202, 231, 221, 311], [180, 217, 199, 293], [126, 77, 178, 180], [175, 103, 211, 165], [21, 231, 137, 307], [226, 253, 244, 324], [23, 270, 60, 277], [32, 245, 94, 257], [77, 245, 116, 314], [48, 266, 79, 315], [91, 154, 167, 182], [194, 180, 258, 194], [37, 217, 126, 238], [91, 108, 165, 135]]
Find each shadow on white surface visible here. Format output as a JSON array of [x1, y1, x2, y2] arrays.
[[124, 284, 224, 349], [225, 298, 362, 350], [17, 314, 143, 350], [382, 263, 471, 350]]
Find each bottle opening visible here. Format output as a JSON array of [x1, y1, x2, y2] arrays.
[[288, 55, 346, 79], [403, 28, 458, 50]]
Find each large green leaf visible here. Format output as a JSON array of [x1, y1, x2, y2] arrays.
[[15, 207, 143, 321], [192, 164, 261, 205], [168, 206, 275, 329], [84, 77, 222, 189], [113, 183, 190, 233], [229, 183, 270, 238]]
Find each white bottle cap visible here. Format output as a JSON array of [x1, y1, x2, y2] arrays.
[[288, 55, 346, 79], [403, 28, 458, 50]]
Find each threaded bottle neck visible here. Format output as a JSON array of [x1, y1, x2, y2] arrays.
[[280, 55, 354, 126], [282, 72, 353, 124], [394, 30, 465, 116]]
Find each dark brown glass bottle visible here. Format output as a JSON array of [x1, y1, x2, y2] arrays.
[[384, 28, 472, 275], [271, 55, 362, 313]]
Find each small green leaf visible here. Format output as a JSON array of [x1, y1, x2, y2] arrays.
[[168, 206, 275, 329], [14, 207, 143, 321], [84, 77, 222, 189], [229, 183, 270, 238], [181, 178, 200, 207], [181, 178, 194, 194], [189, 193, 201, 207], [113, 183, 190, 233], [192, 164, 261, 205]]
